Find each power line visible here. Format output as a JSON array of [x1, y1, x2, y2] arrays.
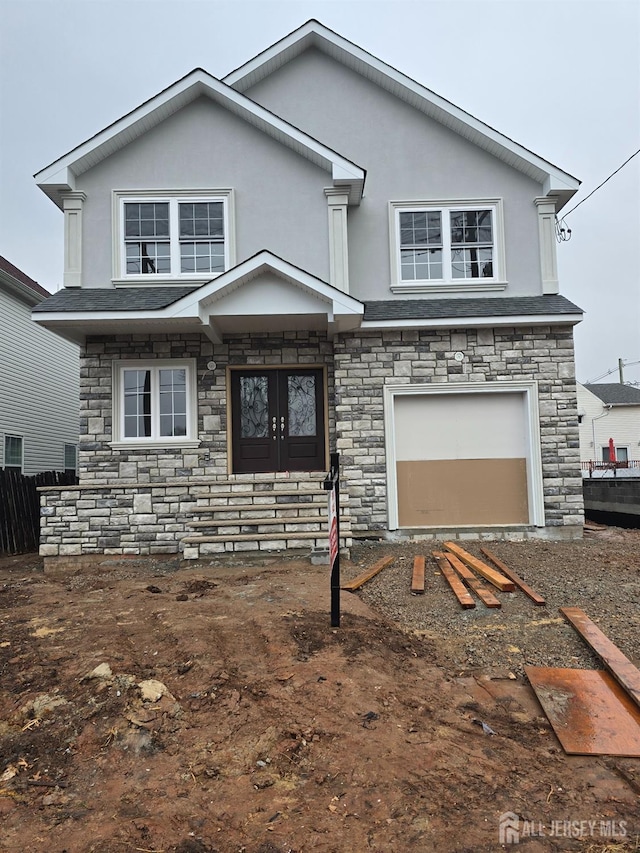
[[562, 147, 640, 220]]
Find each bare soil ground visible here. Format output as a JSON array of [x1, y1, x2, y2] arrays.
[[0, 529, 639, 853]]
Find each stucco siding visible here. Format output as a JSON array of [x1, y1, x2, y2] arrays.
[[78, 97, 331, 288], [0, 288, 80, 474], [244, 48, 546, 301]]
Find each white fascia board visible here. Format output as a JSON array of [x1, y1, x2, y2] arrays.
[[224, 21, 579, 196], [361, 312, 583, 331], [35, 68, 364, 208]]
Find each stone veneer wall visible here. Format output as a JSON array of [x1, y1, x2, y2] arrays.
[[41, 323, 584, 557], [333, 325, 584, 536], [79, 331, 335, 483]]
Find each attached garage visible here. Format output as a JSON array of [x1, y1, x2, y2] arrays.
[[384, 382, 544, 529]]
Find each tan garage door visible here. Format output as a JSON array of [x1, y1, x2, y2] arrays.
[[394, 392, 530, 527]]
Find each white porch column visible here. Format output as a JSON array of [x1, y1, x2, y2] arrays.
[[535, 197, 559, 295], [62, 191, 86, 288], [325, 188, 349, 293]]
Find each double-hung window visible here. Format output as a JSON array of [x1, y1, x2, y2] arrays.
[[112, 360, 199, 448], [3, 435, 23, 471], [390, 199, 505, 292], [115, 190, 233, 282]]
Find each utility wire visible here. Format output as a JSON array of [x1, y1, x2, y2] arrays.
[[562, 147, 640, 219]]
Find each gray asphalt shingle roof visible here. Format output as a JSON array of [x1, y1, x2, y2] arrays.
[[584, 383, 640, 405], [32, 286, 200, 312], [34, 288, 583, 321], [363, 294, 582, 321]]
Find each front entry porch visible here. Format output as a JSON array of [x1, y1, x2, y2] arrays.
[[39, 471, 352, 564]]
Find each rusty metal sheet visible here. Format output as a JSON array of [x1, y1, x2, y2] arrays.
[[525, 666, 640, 757]]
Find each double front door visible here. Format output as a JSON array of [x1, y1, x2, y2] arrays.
[[231, 368, 326, 473]]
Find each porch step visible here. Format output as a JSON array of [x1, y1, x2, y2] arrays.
[[188, 516, 324, 528], [180, 473, 350, 559], [183, 531, 322, 543]]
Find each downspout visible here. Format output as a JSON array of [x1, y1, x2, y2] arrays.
[[591, 405, 612, 476]]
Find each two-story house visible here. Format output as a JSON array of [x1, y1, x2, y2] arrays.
[[0, 256, 79, 475], [32, 21, 584, 562]]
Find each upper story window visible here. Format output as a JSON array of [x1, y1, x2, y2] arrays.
[[114, 190, 234, 283], [389, 199, 505, 293]]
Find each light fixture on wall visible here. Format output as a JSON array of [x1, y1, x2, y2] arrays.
[[206, 361, 217, 371]]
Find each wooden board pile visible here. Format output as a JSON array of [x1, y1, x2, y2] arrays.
[[411, 542, 545, 609]]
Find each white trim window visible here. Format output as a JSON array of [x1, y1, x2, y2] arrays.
[[112, 359, 199, 448], [3, 434, 23, 471], [114, 190, 234, 283], [602, 445, 628, 463], [64, 443, 78, 475], [390, 199, 505, 293]]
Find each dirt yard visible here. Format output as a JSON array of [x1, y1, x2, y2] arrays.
[[0, 529, 639, 853]]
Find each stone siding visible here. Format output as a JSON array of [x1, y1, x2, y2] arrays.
[[41, 324, 584, 558], [79, 331, 335, 482], [333, 325, 583, 535]]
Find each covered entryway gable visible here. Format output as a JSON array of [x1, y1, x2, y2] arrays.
[[187, 252, 360, 475], [178, 250, 364, 341]]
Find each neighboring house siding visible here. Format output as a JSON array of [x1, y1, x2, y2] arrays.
[[577, 383, 640, 464], [0, 287, 80, 474], [242, 48, 545, 301], [78, 98, 331, 288]]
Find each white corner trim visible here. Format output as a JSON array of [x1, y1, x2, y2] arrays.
[[535, 197, 559, 295], [62, 192, 86, 288], [383, 380, 545, 529], [325, 188, 350, 294]]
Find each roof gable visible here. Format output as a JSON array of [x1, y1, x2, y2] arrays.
[[33, 251, 364, 343], [224, 20, 579, 209], [35, 69, 365, 209]]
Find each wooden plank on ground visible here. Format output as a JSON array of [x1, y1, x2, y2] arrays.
[[443, 541, 515, 592], [442, 552, 501, 608], [480, 547, 546, 606], [341, 556, 394, 592], [560, 607, 640, 711], [432, 553, 475, 609], [411, 556, 426, 594]]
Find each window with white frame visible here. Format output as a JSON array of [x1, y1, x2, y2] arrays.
[[3, 435, 23, 471], [115, 191, 233, 281], [390, 200, 505, 291], [64, 444, 78, 475], [112, 360, 199, 446], [602, 445, 628, 463]]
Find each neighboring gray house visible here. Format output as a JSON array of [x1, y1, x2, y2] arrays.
[[32, 20, 585, 561], [577, 382, 640, 476], [0, 256, 79, 475]]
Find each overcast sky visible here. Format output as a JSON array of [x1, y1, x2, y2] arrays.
[[1, 0, 638, 384]]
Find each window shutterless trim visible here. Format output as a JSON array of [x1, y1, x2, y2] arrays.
[[110, 358, 200, 447], [389, 198, 506, 293], [112, 189, 235, 284], [3, 434, 23, 471]]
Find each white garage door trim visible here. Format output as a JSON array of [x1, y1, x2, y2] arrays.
[[383, 380, 544, 529]]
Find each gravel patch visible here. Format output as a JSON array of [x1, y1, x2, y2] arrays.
[[350, 528, 640, 677]]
